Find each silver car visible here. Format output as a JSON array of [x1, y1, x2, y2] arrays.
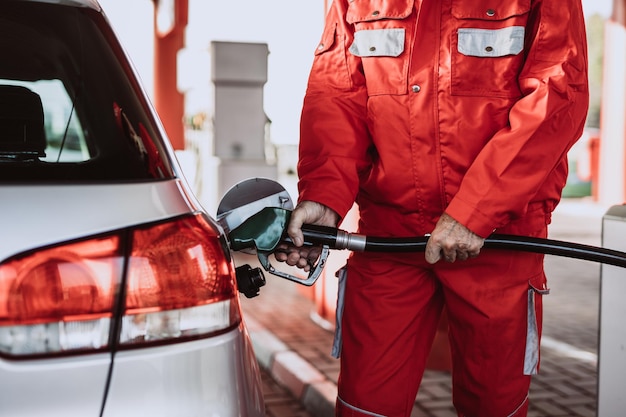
[[0, 1, 264, 416]]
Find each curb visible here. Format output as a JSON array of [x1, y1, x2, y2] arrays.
[[245, 316, 336, 417]]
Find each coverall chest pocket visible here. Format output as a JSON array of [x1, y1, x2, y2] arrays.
[[347, 0, 415, 96], [450, 0, 530, 98]]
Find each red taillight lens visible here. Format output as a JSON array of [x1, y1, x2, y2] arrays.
[[0, 214, 240, 358], [0, 236, 123, 357], [119, 214, 240, 347]]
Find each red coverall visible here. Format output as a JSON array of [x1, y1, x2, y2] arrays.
[[296, 0, 589, 416]]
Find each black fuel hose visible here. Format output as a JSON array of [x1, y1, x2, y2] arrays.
[[300, 225, 626, 269]]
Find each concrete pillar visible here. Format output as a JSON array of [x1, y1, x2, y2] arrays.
[[210, 41, 277, 200], [598, 205, 626, 416]]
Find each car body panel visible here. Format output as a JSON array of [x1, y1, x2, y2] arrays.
[[0, 181, 199, 261], [18, 0, 100, 8], [0, 327, 265, 417], [103, 327, 264, 417], [0, 353, 111, 417]]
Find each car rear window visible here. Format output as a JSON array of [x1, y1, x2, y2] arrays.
[[0, 1, 175, 182]]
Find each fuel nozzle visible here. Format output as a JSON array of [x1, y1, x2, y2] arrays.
[[228, 207, 330, 287]]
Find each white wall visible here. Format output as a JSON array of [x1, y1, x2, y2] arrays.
[[185, 0, 324, 145], [99, 0, 325, 147], [583, 0, 613, 17], [98, 0, 155, 99]]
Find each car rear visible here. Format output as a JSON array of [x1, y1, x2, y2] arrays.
[[0, 1, 264, 416]]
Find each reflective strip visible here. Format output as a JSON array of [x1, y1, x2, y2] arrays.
[[349, 28, 405, 57], [331, 266, 348, 359], [507, 394, 529, 417], [337, 395, 387, 417], [458, 26, 524, 57], [524, 288, 539, 375]]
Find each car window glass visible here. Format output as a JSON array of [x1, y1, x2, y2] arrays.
[[2, 79, 90, 163], [0, 1, 175, 182]]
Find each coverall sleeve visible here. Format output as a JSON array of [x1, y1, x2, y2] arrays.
[[445, 0, 589, 237], [297, 1, 372, 222]]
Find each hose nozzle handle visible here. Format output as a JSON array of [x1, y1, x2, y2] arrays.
[[301, 224, 367, 251]]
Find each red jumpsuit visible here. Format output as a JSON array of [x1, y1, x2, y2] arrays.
[[296, 0, 589, 416]]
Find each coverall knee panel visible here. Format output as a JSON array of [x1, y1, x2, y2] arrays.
[[337, 252, 444, 417], [436, 247, 547, 417]]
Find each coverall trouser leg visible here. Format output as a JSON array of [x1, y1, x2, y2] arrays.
[[336, 243, 546, 417]]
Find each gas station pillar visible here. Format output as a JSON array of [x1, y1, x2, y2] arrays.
[[210, 41, 277, 199], [153, 0, 188, 150], [598, 205, 626, 416]]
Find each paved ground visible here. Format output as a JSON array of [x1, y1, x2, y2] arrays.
[[241, 198, 616, 417], [261, 368, 315, 417]]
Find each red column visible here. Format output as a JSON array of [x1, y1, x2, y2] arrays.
[[614, 0, 625, 24], [153, 0, 188, 150]]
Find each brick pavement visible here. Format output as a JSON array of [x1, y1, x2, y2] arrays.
[[240, 198, 612, 417], [261, 367, 314, 417]]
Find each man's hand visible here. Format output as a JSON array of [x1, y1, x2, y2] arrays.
[[425, 213, 485, 264], [273, 201, 340, 272]]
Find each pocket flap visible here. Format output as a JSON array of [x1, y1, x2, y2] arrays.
[[347, 0, 414, 23], [314, 22, 337, 55], [452, 0, 530, 20], [458, 26, 525, 57], [349, 28, 405, 57]]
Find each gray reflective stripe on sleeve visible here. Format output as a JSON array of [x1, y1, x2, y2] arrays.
[[331, 266, 347, 359], [458, 26, 524, 57], [349, 28, 405, 57], [337, 395, 387, 417], [524, 288, 539, 375]]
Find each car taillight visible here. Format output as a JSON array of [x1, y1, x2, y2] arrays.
[[119, 214, 240, 347], [0, 236, 122, 357], [0, 214, 240, 358]]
